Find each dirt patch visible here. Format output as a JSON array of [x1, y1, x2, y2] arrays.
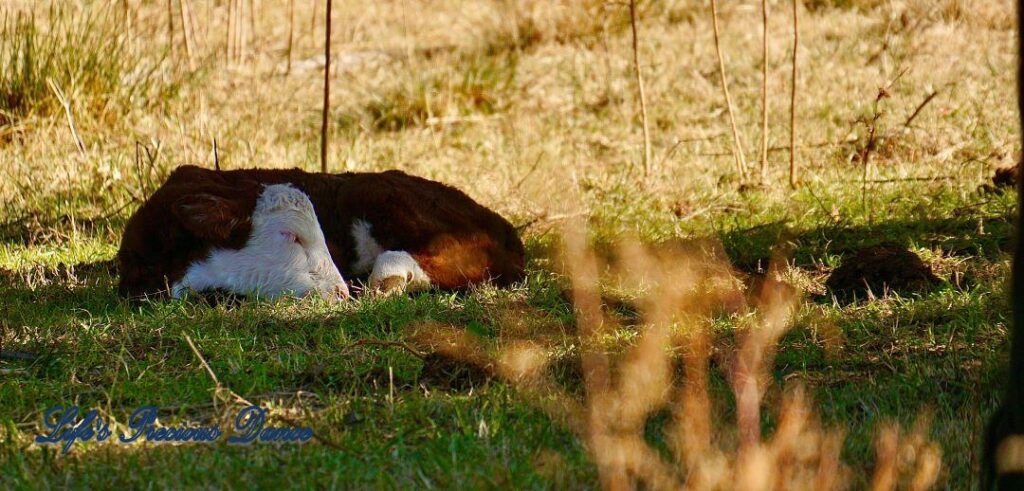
[[824, 244, 942, 302]]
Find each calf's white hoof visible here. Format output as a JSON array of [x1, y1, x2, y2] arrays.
[[368, 251, 430, 294]]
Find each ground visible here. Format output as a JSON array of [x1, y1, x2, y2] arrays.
[[0, 0, 1018, 488]]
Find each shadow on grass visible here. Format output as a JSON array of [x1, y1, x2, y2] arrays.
[[0, 259, 124, 318], [720, 212, 1014, 272], [0, 228, 1012, 487], [0, 255, 527, 414], [0, 213, 129, 246]]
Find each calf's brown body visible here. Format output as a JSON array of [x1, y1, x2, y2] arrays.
[[117, 165, 525, 299]]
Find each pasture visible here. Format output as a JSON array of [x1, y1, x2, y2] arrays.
[[0, 0, 1018, 488]]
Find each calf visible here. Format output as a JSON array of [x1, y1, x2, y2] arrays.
[[117, 165, 525, 300]]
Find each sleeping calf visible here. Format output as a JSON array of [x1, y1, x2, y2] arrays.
[[117, 165, 525, 300]]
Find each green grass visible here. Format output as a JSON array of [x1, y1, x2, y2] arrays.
[[0, 5, 182, 127], [0, 182, 1015, 488], [352, 51, 518, 132]]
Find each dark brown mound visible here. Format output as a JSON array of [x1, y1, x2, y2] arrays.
[[993, 165, 1018, 189], [825, 244, 941, 302]]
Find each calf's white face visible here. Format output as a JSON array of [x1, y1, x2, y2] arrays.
[[172, 184, 349, 301]]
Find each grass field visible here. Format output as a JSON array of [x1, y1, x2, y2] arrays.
[[0, 0, 1019, 488]]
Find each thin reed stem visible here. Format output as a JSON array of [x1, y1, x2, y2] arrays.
[[789, 0, 799, 188], [628, 0, 652, 180], [286, 0, 295, 74], [47, 79, 86, 157], [226, 0, 235, 63], [178, 0, 196, 70], [183, 0, 200, 50], [244, 0, 254, 61], [310, 0, 318, 48], [249, 0, 257, 47], [321, 0, 332, 173], [760, 0, 769, 181], [122, 0, 134, 51], [237, 0, 247, 63], [710, 0, 748, 180], [167, 0, 175, 56]]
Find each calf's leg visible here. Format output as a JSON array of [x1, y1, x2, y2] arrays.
[[369, 251, 431, 293]]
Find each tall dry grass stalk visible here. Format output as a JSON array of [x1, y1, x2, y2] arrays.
[[122, 0, 134, 49], [759, 0, 769, 181], [167, 0, 175, 57], [628, 0, 652, 181], [286, 0, 295, 75], [310, 0, 318, 49], [408, 225, 942, 489], [225, 0, 235, 63], [321, 0, 332, 173], [46, 79, 86, 157], [710, 0, 749, 181], [238, 0, 248, 63], [226, 0, 247, 64], [789, 0, 799, 189], [178, 0, 197, 71], [249, 0, 258, 50]]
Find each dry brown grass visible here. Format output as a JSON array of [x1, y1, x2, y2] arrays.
[[2, 0, 1014, 223]]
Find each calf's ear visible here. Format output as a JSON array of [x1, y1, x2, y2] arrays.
[[171, 193, 250, 242]]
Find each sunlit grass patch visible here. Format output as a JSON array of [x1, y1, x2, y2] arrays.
[[0, 5, 183, 128], [354, 52, 518, 132]]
